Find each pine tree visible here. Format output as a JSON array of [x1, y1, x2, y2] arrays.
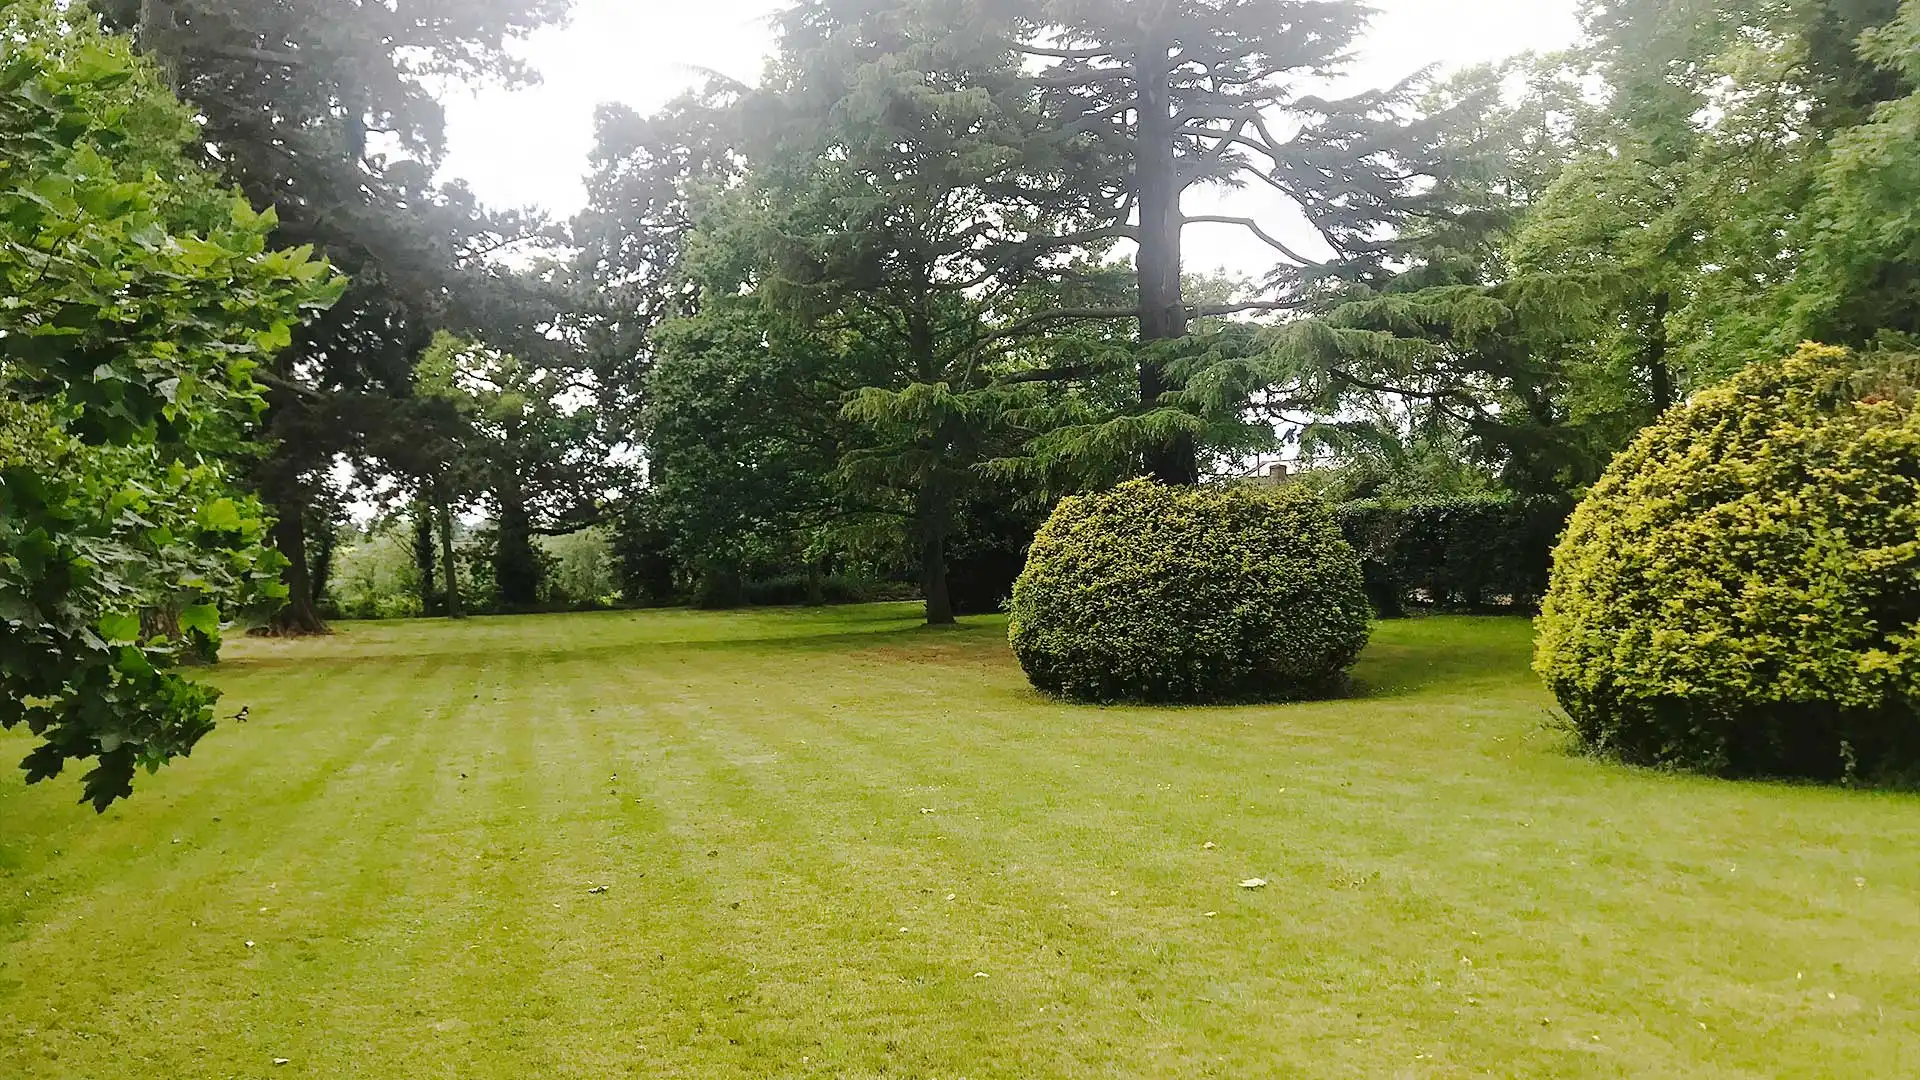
[[965, 0, 1434, 483]]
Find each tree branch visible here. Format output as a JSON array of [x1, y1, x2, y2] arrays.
[[1015, 44, 1125, 61], [975, 306, 1141, 347], [994, 364, 1103, 386], [1183, 215, 1323, 268], [1176, 116, 1252, 186], [192, 43, 306, 68], [1175, 124, 1284, 166]]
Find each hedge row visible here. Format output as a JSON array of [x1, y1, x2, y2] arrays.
[[1336, 495, 1572, 616]]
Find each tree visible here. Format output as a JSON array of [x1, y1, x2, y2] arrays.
[[1270, 59, 1627, 496], [641, 299, 867, 608], [572, 84, 746, 436], [967, 0, 1435, 483], [1801, 0, 1920, 349], [1277, 0, 1920, 497], [737, 0, 1153, 624], [1530, 0, 1912, 387], [100, 0, 574, 633], [1, 2, 342, 809], [416, 333, 608, 612]]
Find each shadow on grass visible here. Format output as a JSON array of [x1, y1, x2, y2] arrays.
[[1346, 616, 1538, 701], [216, 610, 1000, 675]]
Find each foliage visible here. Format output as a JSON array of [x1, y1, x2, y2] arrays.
[[611, 490, 678, 607], [639, 299, 868, 607], [962, 0, 1437, 485], [326, 522, 425, 621], [542, 527, 620, 610], [1336, 495, 1571, 618], [946, 484, 1053, 616], [1536, 345, 1920, 779], [0, 2, 340, 809], [100, 0, 576, 633], [1009, 480, 1370, 704], [328, 520, 615, 619], [740, 574, 882, 608], [415, 332, 607, 613]]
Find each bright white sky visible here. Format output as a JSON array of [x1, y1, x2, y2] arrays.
[[439, 0, 1584, 277]]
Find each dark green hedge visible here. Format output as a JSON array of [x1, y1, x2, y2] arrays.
[[1009, 480, 1372, 704], [739, 574, 879, 608], [1337, 495, 1571, 616], [1536, 345, 1920, 780]]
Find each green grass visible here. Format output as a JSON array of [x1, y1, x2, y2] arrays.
[[3, 607, 1918, 1078]]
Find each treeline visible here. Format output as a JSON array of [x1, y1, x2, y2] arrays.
[[10, 0, 1920, 805], [577, 0, 1920, 625]]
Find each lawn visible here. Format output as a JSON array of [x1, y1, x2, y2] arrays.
[[2, 608, 1917, 1078]]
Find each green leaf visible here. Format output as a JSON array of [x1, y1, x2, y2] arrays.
[[196, 498, 243, 532], [97, 612, 141, 644], [178, 603, 220, 636]]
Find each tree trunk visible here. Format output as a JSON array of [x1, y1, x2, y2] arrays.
[[435, 479, 463, 620], [267, 489, 329, 635], [309, 521, 337, 614], [137, 0, 180, 91], [1134, 38, 1200, 487], [413, 501, 440, 617], [1646, 290, 1675, 415], [921, 526, 955, 627], [494, 484, 542, 612], [805, 559, 826, 608]]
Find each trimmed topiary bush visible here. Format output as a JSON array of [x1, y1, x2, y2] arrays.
[[1009, 479, 1372, 704], [1535, 345, 1920, 780]]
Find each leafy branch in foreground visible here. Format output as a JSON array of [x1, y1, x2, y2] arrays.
[[0, 2, 342, 810]]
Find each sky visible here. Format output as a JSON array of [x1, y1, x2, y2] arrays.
[[438, 0, 1585, 278]]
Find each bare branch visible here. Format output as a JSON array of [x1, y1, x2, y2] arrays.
[[1183, 215, 1323, 268], [1176, 116, 1251, 186], [1175, 124, 1283, 166], [975, 306, 1142, 347], [1015, 44, 1126, 61], [193, 43, 306, 67], [1039, 68, 1133, 88]]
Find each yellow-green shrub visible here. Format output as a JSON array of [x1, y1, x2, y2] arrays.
[[1535, 345, 1920, 779], [1009, 480, 1372, 704]]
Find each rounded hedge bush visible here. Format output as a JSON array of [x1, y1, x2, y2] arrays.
[[1535, 344, 1920, 780], [1009, 479, 1372, 704]]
